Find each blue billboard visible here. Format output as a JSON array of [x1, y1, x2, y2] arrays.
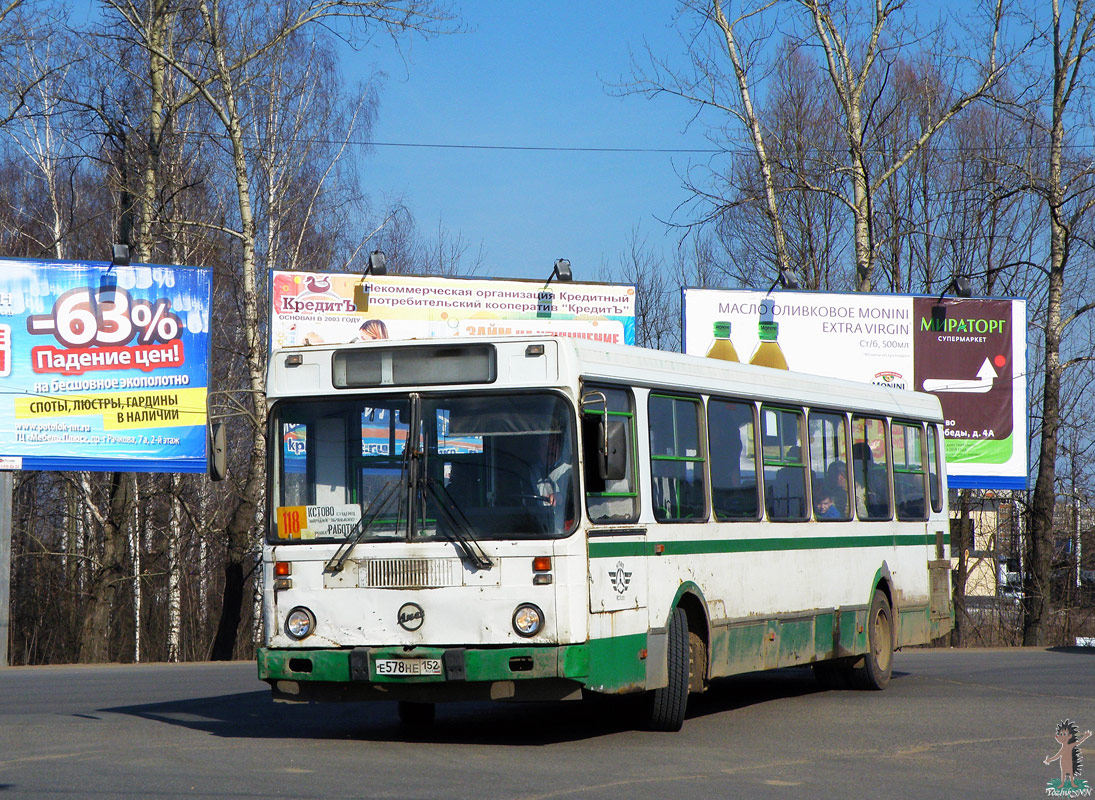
[[0, 258, 212, 472]]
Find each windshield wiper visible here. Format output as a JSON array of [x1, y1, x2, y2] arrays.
[[379, 392, 492, 570], [404, 392, 423, 541], [323, 480, 400, 575], [426, 478, 494, 570]]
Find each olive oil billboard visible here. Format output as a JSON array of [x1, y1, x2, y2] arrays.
[[683, 289, 1027, 490]]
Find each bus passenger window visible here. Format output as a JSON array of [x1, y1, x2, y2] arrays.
[[808, 411, 851, 521], [584, 385, 639, 523], [851, 416, 891, 520], [927, 425, 943, 513], [708, 399, 759, 520], [649, 394, 707, 522], [761, 406, 807, 521], [893, 422, 927, 520]]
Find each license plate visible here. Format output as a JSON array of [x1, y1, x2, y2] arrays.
[[374, 658, 443, 677]]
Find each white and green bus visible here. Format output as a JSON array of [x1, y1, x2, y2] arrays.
[[255, 336, 953, 730]]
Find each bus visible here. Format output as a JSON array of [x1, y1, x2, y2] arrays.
[[253, 336, 953, 731]]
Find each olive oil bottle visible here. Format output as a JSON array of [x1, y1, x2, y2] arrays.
[[705, 320, 739, 362], [748, 310, 788, 370]]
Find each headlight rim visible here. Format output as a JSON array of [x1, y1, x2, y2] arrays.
[[512, 602, 545, 638], [284, 606, 316, 640]]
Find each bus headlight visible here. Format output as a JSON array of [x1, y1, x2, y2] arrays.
[[285, 607, 316, 640], [512, 603, 544, 638]]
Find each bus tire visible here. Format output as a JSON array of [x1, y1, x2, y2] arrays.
[[852, 589, 894, 690], [645, 607, 689, 732], [397, 701, 436, 726]]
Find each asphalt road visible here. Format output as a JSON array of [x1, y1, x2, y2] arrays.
[[0, 647, 1092, 800]]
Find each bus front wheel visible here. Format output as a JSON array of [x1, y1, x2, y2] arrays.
[[852, 589, 894, 690], [645, 606, 689, 732]]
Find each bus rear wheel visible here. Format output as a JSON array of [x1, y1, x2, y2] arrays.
[[645, 606, 689, 732], [852, 589, 894, 690]]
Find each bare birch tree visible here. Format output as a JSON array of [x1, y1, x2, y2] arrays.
[[1009, 0, 1095, 645], [625, 0, 793, 280], [0, 1, 460, 664], [707, 43, 850, 289], [791, 0, 1006, 290], [114, 0, 457, 659], [600, 229, 681, 351], [629, 0, 1005, 290]]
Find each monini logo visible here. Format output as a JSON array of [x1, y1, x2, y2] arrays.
[[1045, 719, 1092, 797], [872, 371, 907, 391]]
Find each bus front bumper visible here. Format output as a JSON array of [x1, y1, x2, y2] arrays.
[[258, 644, 591, 703]]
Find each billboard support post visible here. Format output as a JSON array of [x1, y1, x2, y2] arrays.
[[0, 471, 11, 667]]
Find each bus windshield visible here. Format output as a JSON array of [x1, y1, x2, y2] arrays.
[[271, 391, 577, 543]]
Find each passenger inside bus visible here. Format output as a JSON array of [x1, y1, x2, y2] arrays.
[[825, 460, 850, 518], [767, 445, 807, 519], [851, 442, 888, 518], [708, 401, 759, 519], [814, 491, 843, 519]]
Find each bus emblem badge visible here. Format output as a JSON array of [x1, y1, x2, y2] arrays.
[[610, 561, 632, 596], [397, 602, 425, 631]]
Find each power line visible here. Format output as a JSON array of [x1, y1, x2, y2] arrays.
[[170, 128, 1095, 156], [164, 129, 719, 153], [360, 141, 719, 154], [156, 126, 1095, 156]]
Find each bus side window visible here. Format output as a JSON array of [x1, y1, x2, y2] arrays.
[[761, 406, 807, 521], [808, 411, 851, 521], [584, 385, 639, 524], [851, 416, 892, 520], [927, 424, 943, 513], [649, 393, 707, 522], [708, 398, 760, 520], [893, 422, 927, 520]]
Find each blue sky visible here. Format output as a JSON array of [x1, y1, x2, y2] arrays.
[[348, 3, 719, 282]]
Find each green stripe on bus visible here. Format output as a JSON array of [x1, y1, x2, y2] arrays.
[[589, 533, 937, 559]]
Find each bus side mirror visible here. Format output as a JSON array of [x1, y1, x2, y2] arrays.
[[586, 415, 630, 479], [602, 418, 627, 481], [582, 415, 627, 489], [208, 421, 226, 481]]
